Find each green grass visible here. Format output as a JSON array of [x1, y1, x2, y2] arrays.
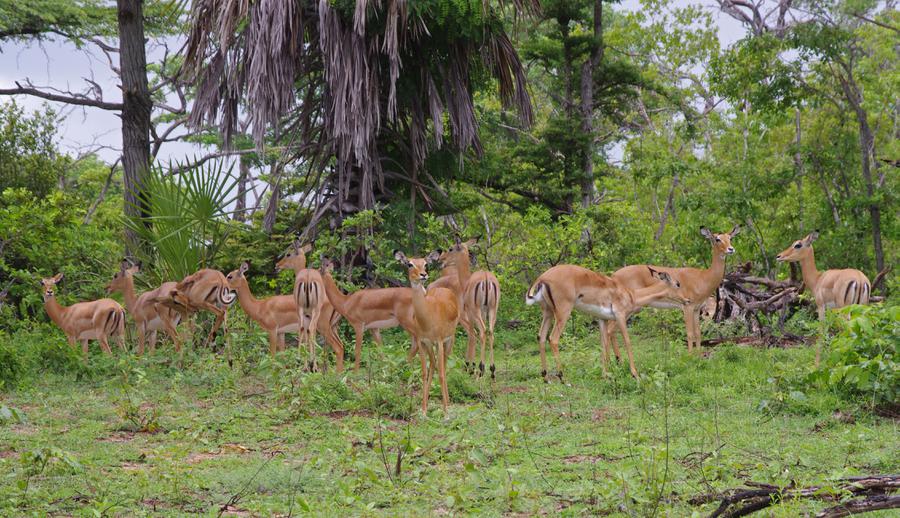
[[0, 319, 897, 517]]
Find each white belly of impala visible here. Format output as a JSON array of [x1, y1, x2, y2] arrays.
[[575, 301, 616, 320]]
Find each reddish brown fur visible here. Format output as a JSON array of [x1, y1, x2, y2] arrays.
[[41, 273, 125, 358]]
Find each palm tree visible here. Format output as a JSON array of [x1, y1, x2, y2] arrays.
[[182, 0, 536, 231]]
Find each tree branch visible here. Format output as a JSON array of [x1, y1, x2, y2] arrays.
[[0, 81, 123, 111]]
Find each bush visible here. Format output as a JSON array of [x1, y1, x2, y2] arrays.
[[358, 382, 413, 420], [0, 338, 23, 388], [809, 304, 899, 407]]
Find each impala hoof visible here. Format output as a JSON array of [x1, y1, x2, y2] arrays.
[[557, 371, 564, 381], [490, 364, 496, 380], [479, 362, 485, 376], [541, 369, 548, 383]]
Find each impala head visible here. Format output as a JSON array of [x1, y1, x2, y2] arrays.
[[394, 250, 440, 288], [275, 240, 311, 272], [106, 259, 141, 294], [320, 257, 335, 275], [776, 231, 818, 263], [39, 273, 64, 301], [647, 267, 691, 305], [225, 261, 251, 289], [438, 235, 478, 268], [700, 225, 739, 258]]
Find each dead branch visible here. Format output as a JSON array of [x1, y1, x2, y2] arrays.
[[690, 474, 900, 518]]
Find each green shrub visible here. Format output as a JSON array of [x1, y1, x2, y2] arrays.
[[0, 338, 22, 389], [809, 304, 899, 407], [358, 382, 412, 420]]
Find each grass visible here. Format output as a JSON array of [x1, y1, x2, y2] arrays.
[[0, 315, 897, 517]]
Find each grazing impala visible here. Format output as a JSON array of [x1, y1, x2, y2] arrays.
[[319, 257, 418, 371], [41, 273, 126, 358], [395, 250, 460, 414], [106, 261, 182, 354], [428, 237, 502, 378], [283, 246, 328, 372], [158, 269, 236, 351], [526, 266, 688, 381], [612, 225, 740, 352], [226, 261, 344, 365], [776, 231, 871, 365]]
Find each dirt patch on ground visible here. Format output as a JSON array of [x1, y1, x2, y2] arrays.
[[498, 385, 528, 394], [120, 461, 146, 471], [100, 430, 136, 442], [0, 449, 19, 459], [591, 408, 622, 422], [562, 453, 623, 464], [219, 504, 252, 516], [187, 444, 253, 464], [9, 424, 36, 435]]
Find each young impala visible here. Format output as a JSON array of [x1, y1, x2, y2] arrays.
[[319, 257, 418, 371], [526, 266, 688, 381], [776, 231, 871, 365], [611, 225, 740, 352], [428, 237, 502, 378], [225, 261, 344, 365], [41, 273, 126, 358], [106, 261, 182, 354], [395, 250, 459, 414]]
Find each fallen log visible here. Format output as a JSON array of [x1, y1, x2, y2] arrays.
[[689, 474, 900, 518], [700, 334, 812, 348]]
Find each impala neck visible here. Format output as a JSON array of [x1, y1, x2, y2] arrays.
[[797, 249, 821, 294], [232, 279, 264, 320], [441, 256, 471, 289], [120, 275, 139, 313], [410, 282, 431, 329], [320, 272, 349, 315], [43, 296, 67, 329], [700, 244, 728, 289]]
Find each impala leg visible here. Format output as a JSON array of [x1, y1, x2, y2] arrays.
[[278, 332, 286, 352], [147, 329, 157, 354], [439, 337, 451, 413], [201, 304, 226, 348], [156, 305, 182, 353], [267, 330, 279, 356], [549, 303, 573, 382], [474, 309, 487, 378], [617, 316, 639, 379], [459, 313, 475, 373], [487, 306, 497, 379], [607, 323, 622, 361], [407, 336, 419, 363], [354, 324, 365, 372], [599, 321, 610, 376], [310, 307, 322, 372], [538, 306, 552, 382], [692, 306, 702, 351], [322, 322, 345, 374], [81, 339, 90, 358], [681, 305, 694, 352], [418, 344, 429, 415], [424, 343, 438, 415], [371, 328, 384, 347]]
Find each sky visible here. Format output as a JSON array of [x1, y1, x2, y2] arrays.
[[0, 0, 748, 167]]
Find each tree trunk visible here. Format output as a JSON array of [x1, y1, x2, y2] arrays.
[[234, 157, 249, 222], [263, 163, 280, 234], [793, 109, 803, 231], [117, 0, 152, 256], [579, 0, 603, 209]]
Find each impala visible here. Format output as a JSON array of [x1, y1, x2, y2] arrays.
[[395, 250, 460, 414], [611, 225, 739, 352], [284, 246, 328, 372], [41, 273, 126, 358], [776, 231, 871, 365], [158, 268, 236, 351], [106, 260, 182, 354], [319, 257, 418, 371], [526, 266, 688, 381], [225, 262, 344, 365], [428, 237, 502, 378]]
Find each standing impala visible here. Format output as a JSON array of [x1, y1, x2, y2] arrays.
[[428, 237, 502, 378], [319, 257, 417, 371], [776, 231, 871, 365], [526, 265, 688, 381], [158, 269, 236, 351], [106, 261, 182, 354], [40, 273, 126, 358], [395, 250, 459, 414], [612, 225, 740, 352], [226, 262, 344, 365]]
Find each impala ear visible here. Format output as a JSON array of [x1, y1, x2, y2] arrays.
[[806, 230, 819, 244], [699, 227, 713, 240], [393, 250, 409, 265], [300, 243, 312, 254], [120, 259, 129, 271], [239, 261, 250, 273], [53, 273, 64, 283], [454, 234, 462, 246], [426, 250, 442, 264], [730, 224, 741, 237], [321, 257, 334, 272], [463, 238, 478, 248]]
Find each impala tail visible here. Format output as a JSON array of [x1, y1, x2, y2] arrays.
[[525, 281, 544, 306], [218, 285, 237, 307]]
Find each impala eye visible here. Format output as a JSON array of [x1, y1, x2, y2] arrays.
[[794, 243, 802, 249], [715, 237, 721, 242]]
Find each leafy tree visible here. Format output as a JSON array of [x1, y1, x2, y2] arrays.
[[0, 102, 67, 200]]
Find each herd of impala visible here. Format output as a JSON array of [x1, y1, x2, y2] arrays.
[[38, 227, 871, 413]]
